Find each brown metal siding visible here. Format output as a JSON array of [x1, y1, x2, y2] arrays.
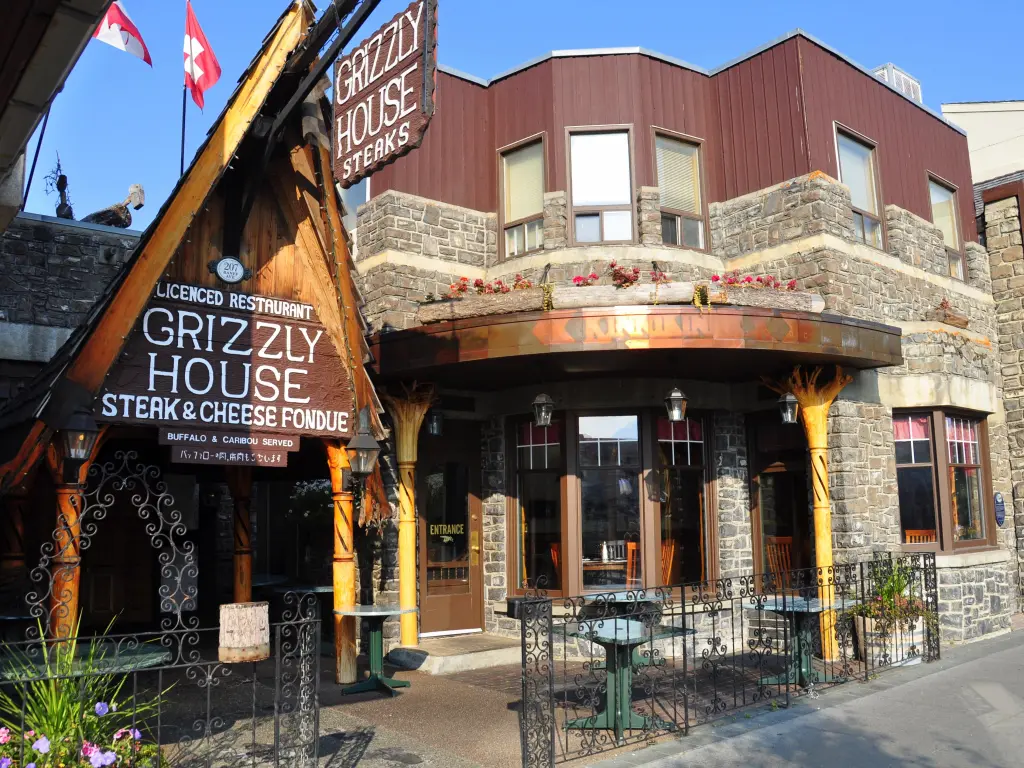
[[370, 71, 495, 210], [797, 38, 976, 241]]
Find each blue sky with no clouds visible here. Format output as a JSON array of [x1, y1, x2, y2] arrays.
[[22, 0, 1020, 230]]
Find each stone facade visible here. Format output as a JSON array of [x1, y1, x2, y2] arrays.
[[884, 204, 947, 277], [714, 412, 753, 579], [542, 191, 567, 251], [637, 186, 662, 246], [0, 213, 137, 328], [936, 552, 1013, 643]]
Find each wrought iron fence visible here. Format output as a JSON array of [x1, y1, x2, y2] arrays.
[[519, 552, 939, 767], [0, 592, 321, 767]]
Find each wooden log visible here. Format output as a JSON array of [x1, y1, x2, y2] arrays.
[[416, 288, 545, 324], [219, 602, 270, 663], [717, 286, 826, 314], [550, 282, 695, 309], [924, 307, 969, 329]]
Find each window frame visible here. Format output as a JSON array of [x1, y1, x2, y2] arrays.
[[652, 127, 709, 252], [565, 125, 637, 246], [497, 132, 547, 262], [895, 409, 997, 553], [834, 123, 885, 251], [926, 172, 966, 281]]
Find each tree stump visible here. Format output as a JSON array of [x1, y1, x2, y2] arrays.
[[219, 601, 270, 663]]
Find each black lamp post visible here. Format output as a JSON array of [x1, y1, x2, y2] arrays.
[[664, 388, 688, 423], [532, 394, 554, 428], [60, 406, 100, 483], [778, 393, 800, 425], [346, 419, 381, 509]]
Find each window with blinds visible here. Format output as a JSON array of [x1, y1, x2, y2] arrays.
[[502, 140, 545, 258], [656, 134, 704, 249]]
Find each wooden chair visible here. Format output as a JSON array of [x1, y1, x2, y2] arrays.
[[905, 529, 937, 544], [625, 541, 640, 587], [549, 542, 560, 573], [660, 538, 676, 585], [765, 535, 793, 587]]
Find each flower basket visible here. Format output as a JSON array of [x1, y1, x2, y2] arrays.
[[853, 615, 923, 668]]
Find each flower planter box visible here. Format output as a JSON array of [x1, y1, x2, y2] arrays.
[[417, 287, 545, 324], [853, 615, 923, 668], [924, 307, 969, 329]]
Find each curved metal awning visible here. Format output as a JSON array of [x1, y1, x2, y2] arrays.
[[369, 305, 903, 389]]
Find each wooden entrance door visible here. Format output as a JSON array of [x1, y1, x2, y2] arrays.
[[417, 419, 483, 634]]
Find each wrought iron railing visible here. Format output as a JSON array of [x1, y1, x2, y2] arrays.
[[519, 552, 939, 767]]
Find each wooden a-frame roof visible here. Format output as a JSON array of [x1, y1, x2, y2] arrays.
[[0, 0, 383, 495]]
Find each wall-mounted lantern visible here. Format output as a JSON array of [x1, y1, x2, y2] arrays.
[[532, 394, 554, 428], [425, 409, 443, 437], [664, 388, 688, 423], [778, 393, 800, 425]]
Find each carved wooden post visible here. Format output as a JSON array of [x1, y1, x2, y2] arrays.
[[226, 467, 253, 604], [382, 385, 433, 648], [766, 366, 852, 661], [325, 440, 357, 683], [44, 430, 105, 640]]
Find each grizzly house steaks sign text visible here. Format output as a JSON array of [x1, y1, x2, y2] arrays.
[[333, 0, 437, 187], [99, 281, 354, 440]]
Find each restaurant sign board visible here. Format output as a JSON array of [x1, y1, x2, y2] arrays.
[[99, 281, 354, 465], [332, 0, 437, 188]]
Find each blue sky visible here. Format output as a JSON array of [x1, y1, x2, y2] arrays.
[[23, 0, 1022, 231]]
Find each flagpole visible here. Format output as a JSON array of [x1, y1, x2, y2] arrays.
[[180, 84, 187, 177]]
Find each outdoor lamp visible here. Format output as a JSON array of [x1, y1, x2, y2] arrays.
[[778, 393, 800, 425], [664, 388, 688, 423], [532, 393, 555, 428], [345, 423, 381, 480], [60, 406, 100, 483], [425, 409, 444, 437]]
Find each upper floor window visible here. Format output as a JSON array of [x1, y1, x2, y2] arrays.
[[569, 130, 633, 244], [836, 130, 881, 248], [656, 134, 704, 249], [929, 178, 964, 280], [502, 140, 544, 258]]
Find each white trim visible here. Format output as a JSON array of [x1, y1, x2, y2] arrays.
[[418, 628, 483, 638], [935, 548, 1012, 568]]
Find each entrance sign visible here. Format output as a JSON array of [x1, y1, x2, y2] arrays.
[[99, 281, 354, 443], [332, 0, 437, 187]]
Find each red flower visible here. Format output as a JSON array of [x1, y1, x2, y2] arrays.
[[589, 272, 598, 280], [711, 274, 720, 282], [787, 279, 797, 290], [755, 276, 764, 283], [473, 278, 484, 287], [743, 275, 753, 283]]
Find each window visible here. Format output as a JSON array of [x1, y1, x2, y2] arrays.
[[569, 131, 633, 243], [894, 411, 993, 550], [836, 130, 881, 248], [656, 417, 709, 584], [502, 140, 544, 258], [656, 134, 704, 249], [929, 178, 964, 279], [515, 421, 563, 591], [578, 415, 641, 589]]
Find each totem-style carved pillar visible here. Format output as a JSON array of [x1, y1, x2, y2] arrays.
[[226, 467, 253, 604], [381, 385, 434, 648], [325, 440, 357, 684], [767, 366, 852, 661]]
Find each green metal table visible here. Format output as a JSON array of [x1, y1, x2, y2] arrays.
[[580, 590, 668, 669], [564, 618, 692, 744], [757, 595, 859, 688], [334, 605, 416, 696]]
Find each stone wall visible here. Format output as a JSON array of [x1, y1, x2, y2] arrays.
[[936, 552, 1013, 643], [0, 213, 137, 328], [708, 173, 854, 259], [714, 412, 753, 579], [828, 398, 900, 564], [637, 186, 661, 246], [356, 190, 497, 266], [884, 205, 947, 277], [543, 191, 567, 251], [482, 417, 517, 636]]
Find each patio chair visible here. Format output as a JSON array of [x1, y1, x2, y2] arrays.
[[904, 529, 937, 544], [660, 538, 676, 585], [625, 541, 640, 587], [765, 535, 793, 588]]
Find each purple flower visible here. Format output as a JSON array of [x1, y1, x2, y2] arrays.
[[0, 757, 12, 768], [130, 728, 142, 740], [25, 764, 34, 768], [95, 701, 110, 716], [32, 736, 49, 754], [90, 751, 117, 768]]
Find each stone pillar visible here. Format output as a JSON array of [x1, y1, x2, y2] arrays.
[[637, 186, 662, 246], [543, 191, 567, 251], [985, 194, 1024, 605], [713, 412, 752, 580], [481, 417, 508, 631], [381, 386, 433, 647], [325, 441, 357, 684], [226, 467, 253, 604]]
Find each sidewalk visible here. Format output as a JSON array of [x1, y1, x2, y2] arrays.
[[594, 627, 1024, 768]]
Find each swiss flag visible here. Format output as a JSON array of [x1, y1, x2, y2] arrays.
[[184, 1, 221, 110], [93, 1, 151, 66]]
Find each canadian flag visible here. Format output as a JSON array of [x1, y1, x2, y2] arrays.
[[184, 1, 221, 110], [92, 1, 151, 66]]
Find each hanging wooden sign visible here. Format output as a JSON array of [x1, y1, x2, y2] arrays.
[[99, 281, 354, 442], [332, 0, 437, 188]]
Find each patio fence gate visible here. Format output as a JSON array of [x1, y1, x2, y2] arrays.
[[519, 552, 940, 767], [0, 450, 322, 767]]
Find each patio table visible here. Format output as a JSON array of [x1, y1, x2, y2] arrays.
[[334, 605, 416, 696], [563, 618, 693, 744], [0, 644, 171, 681], [757, 595, 860, 688], [581, 590, 669, 668]]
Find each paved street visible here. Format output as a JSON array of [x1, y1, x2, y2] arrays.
[[599, 628, 1024, 768]]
